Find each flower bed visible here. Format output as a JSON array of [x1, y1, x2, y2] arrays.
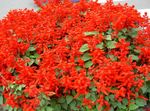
[[0, 0, 150, 111]]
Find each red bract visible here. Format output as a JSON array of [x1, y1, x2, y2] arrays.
[[0, 0, 150, 110]]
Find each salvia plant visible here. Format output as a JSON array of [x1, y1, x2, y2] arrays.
[[0, 0, 150, 111]]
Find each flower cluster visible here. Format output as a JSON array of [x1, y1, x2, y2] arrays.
[[0, 0, 150, 111]]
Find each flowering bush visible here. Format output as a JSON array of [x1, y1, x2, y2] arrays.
[[0, 0, 150, 111]]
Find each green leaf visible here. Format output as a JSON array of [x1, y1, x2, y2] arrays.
[[96, 42, 104, 49], [108, 94, 115, 101], [110, 107, 115, 111], [122, 28, 127, 33], [135, 98, 147, 107], [27, 59, 35, 66], [81, 53, 92, 61], [116, 102, 123, 109], [54, 104, 61, 111], [75, 66, 82, 71], [105, 96, 109, 101], [129, 28, 138, 38], [66, 95, 73, 104], [17, 84, 25, 91], [105, 35, 112, 40], [18, 38, 23, 42], [110, 102, 118, 108], [28, 46, 36, 52], [85, 61, 93, 68], [58, 97, 66, 103], [62, 102, 68, 110], [79, 44, 89, 53], [4, 105, 13, 111], [69, 100, 78, 110], [106, 41, 116, 49], [0, 95, 3, 104], [40, 99, 46, 106], [129, 54, 139, 61], [141, 83, 148, 93], [84, 31, 99, 36], [29, 53, 39, 59], [85, 93, 91, 99], [35, 59, 40, 65], [90, 92, 97, 102], [122, 98, 128, 105], [106, 29, 113, 35], [129, 103, 139, 110], [45, 106, 53, 111], [106, 54, 118, 61], [91, 87, 97, 92], [0, 86, 3, 92]]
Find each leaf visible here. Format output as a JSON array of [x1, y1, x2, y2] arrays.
[[108, 94, 115, 101], [84, 31, 99, 36], [4, 105, 13, 111], [85, 61, 93, 68], [129, 103, 139, 110], [91, 87, 97, 92], [90, 92, 97, 102], [129, 54, 139, 61], [130, 28, 138, 38], [106, 41, 116, 49], [105, 96, 109, 101], [135, 98, 147, 107], [58, 97, 66, 103], [105, 35, 112, 40], [110, 107, 115, 111], [141, 83, 148, 93], [35, 59, 40, 65], [69, 100, 78, 110], [122, 28, 127, 33], [17, 38, 23, 42], [54, 104, 61, 111], [45, 106, 53, 111], [106, 29, 113, 35], [27, 59, 35, 66], [40, 99, 46, 106], [96, 42, 104, 49], [122, 98, 128, 105], [28, 46, 36, 52], [81, 53, 92, 61], [85, 93, 91, 99], [17, 84, 25, 91], [66, 95, 73, 104], [29, 53, 39, 59], [106, 54, 118, 61], [79, 44, 89, 53], [116, 102, 122, 109], [62, 103, 68, 110], [75, 66, 82, 71], [0, 95, 3, 104], [0, 86, 3, 92]]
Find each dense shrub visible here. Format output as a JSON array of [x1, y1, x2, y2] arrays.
[[0, 0, 150, 111]]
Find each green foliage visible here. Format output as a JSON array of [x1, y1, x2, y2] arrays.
[[84, 31, 99, 36], [25, 45, 40, 66], [129, 103, 139, 110], [106, 41, 116, 49], [135, 98, 147, 107], [8, 84, 25, 96], [66, 95, 73, 104], [96, 42, 104, 49], [81, 53, 92, 61], [85, 61, 93, 68], [79, 44, 89, 53]]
